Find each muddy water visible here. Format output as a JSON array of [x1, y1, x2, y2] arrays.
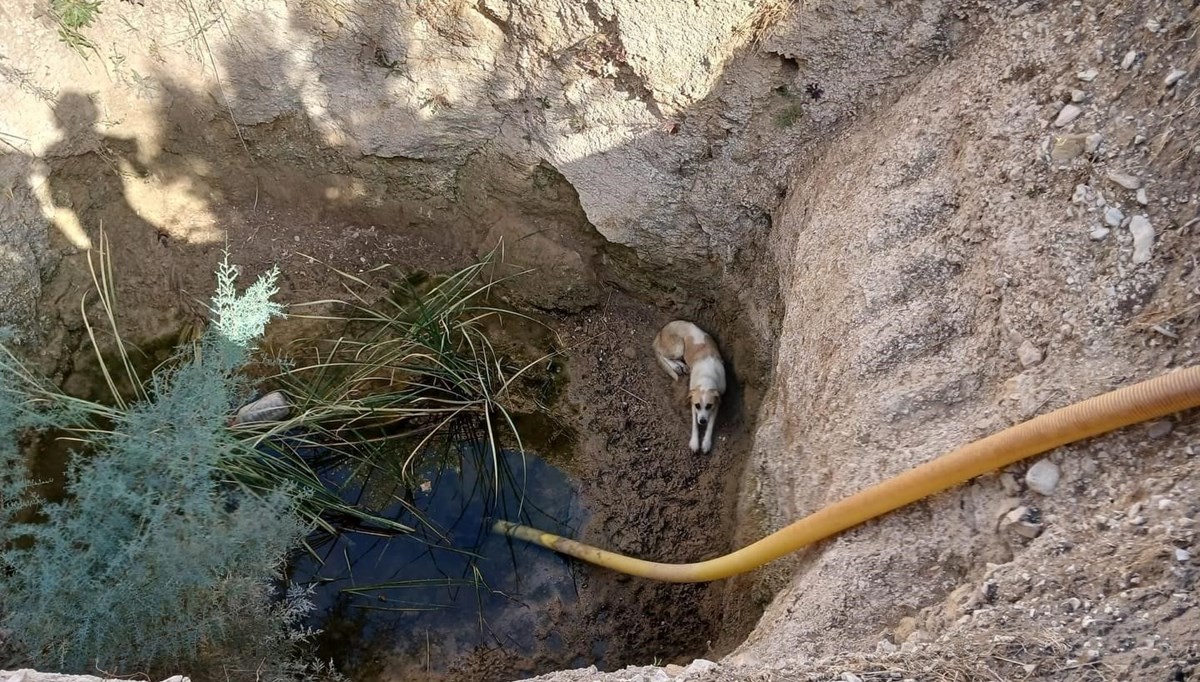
[[291, 447, 589, 681]]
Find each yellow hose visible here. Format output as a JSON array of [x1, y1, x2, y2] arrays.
[[493, 365, 1200, 583]]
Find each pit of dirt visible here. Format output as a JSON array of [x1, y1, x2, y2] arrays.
[[14, 85, 768, 681]]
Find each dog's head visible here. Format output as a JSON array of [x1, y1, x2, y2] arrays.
[[689, 387, 721, 428]]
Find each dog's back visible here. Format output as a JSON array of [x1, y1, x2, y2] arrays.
[[654, 321, 724, 383]]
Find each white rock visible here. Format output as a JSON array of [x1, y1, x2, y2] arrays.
[[1089, 227, 1111, 241], [1104, 206, 1124, 227], [1107, 171, 1142, 190], [1054, 104, 1083, 127], [1176, 548, 1192, 562], [682, 659, 717, 676], [1164, 69, 1186, 88], [1121, 50, 1138, 70], [1017, 339, 1044, 367], [1071, 89, 1086, 103], [1136, 188, 1149, 205], [1145, 18, 1162, 32], [841, 674, 864, 682], [1077, 68, 1099, 82], [1085, 133, 1103, 154], [1134, 134, 1147, 145], [648, 671, 672, 682], [1128, 215, 1155, 264], [1026, 460, 1062, 496], [232, 390, 291, 425], [1147, 420, 1173, 438], [1072, 184, 1095, 204]]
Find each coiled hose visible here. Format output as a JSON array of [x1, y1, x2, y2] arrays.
[[493, 365, 1200, 583]]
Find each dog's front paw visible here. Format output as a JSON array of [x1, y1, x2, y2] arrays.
[[689, 436, 700, 453], [702, 440, 713, 454]]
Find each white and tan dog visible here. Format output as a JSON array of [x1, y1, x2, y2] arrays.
[[652, 320, 727, 453]]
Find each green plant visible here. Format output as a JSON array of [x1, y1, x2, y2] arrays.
[[48, 0, 103, 58], [258, 254, 551, 495], [51, 0, 101, 29], [0, 249, 315, 677]]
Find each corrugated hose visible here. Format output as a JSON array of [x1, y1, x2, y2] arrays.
[[493, 366, 1200, 582]]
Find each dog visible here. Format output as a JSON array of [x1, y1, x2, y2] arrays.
[[652, 320, 727, 453]]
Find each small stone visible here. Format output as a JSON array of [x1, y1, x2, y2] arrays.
[[1089, 227, 1111, 241], [1147, 420, 1173, 438], [1107, 171, 1142, 190], [664, 665, 686, 676], [1077, 68, 1099, 82], [1000, 472, 1022, 495], [1026, 460, 1061, 495], [1003, 506, 1041, 537], [1164, 69, 1186, 88], [1054, 104, 1083, 127], [1134, 134, 1147, 145], [1145, 18, 1161, 32], [1136, 188, 1149, 205], [1017, 339, 1044, 367], [232, 391, 290, 425], [1129, 215, 1155, 263], [1071, 89, 1086, 103], [1085, 133, 1103, 154], [1104, 206, 1124, 227], [649, 671, 672, 682], [1051, 134, 1088, 162], [842, 674, 864, 682], [1176, 548, 1192, 562], [1121, 50, 1138, 70], [1072, 184, 1095, 204], [682, 659, 717, 676]]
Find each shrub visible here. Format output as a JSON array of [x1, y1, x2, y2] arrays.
[[0, 254, 314, 678]]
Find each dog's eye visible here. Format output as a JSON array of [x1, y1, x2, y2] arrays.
[[705, 403, 712, 410], [694, 403, 701, 409]]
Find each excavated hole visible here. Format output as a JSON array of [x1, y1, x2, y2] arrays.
[[28, 112, 769, 681]]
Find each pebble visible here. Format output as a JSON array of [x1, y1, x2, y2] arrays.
[[1004, 507, 1043, 539], [1000, 472, 1022, 495], [1121, 50, 1138, 70], [1017, 339, 1044, 368], [1177, 548, 1193, 562], [1026, 460, 1062, 496], [1071, 89, 1086, 103], [1054, 104, 1083, 127], [1077, 68, 1099, 82], [1085, 133, 1103, 154], [1104, 206, 1124, 227], [1147, 420, 1173, 438], [1072, 184, 1095, 204], [1164, 69, 1186, 88], [1129, 215, 1155, 263], [1145, 18, 1162, 32], [682, 660, 717, 676], [841, 674, 864, 682], [1089, 227, 1111, 241], [1107, 170, 1142, 190], [1136, 188, 1149, 205], [232, 391, 290, 425], [1051, 134, 1088, 162], [1134, 134, 1147, 145]]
